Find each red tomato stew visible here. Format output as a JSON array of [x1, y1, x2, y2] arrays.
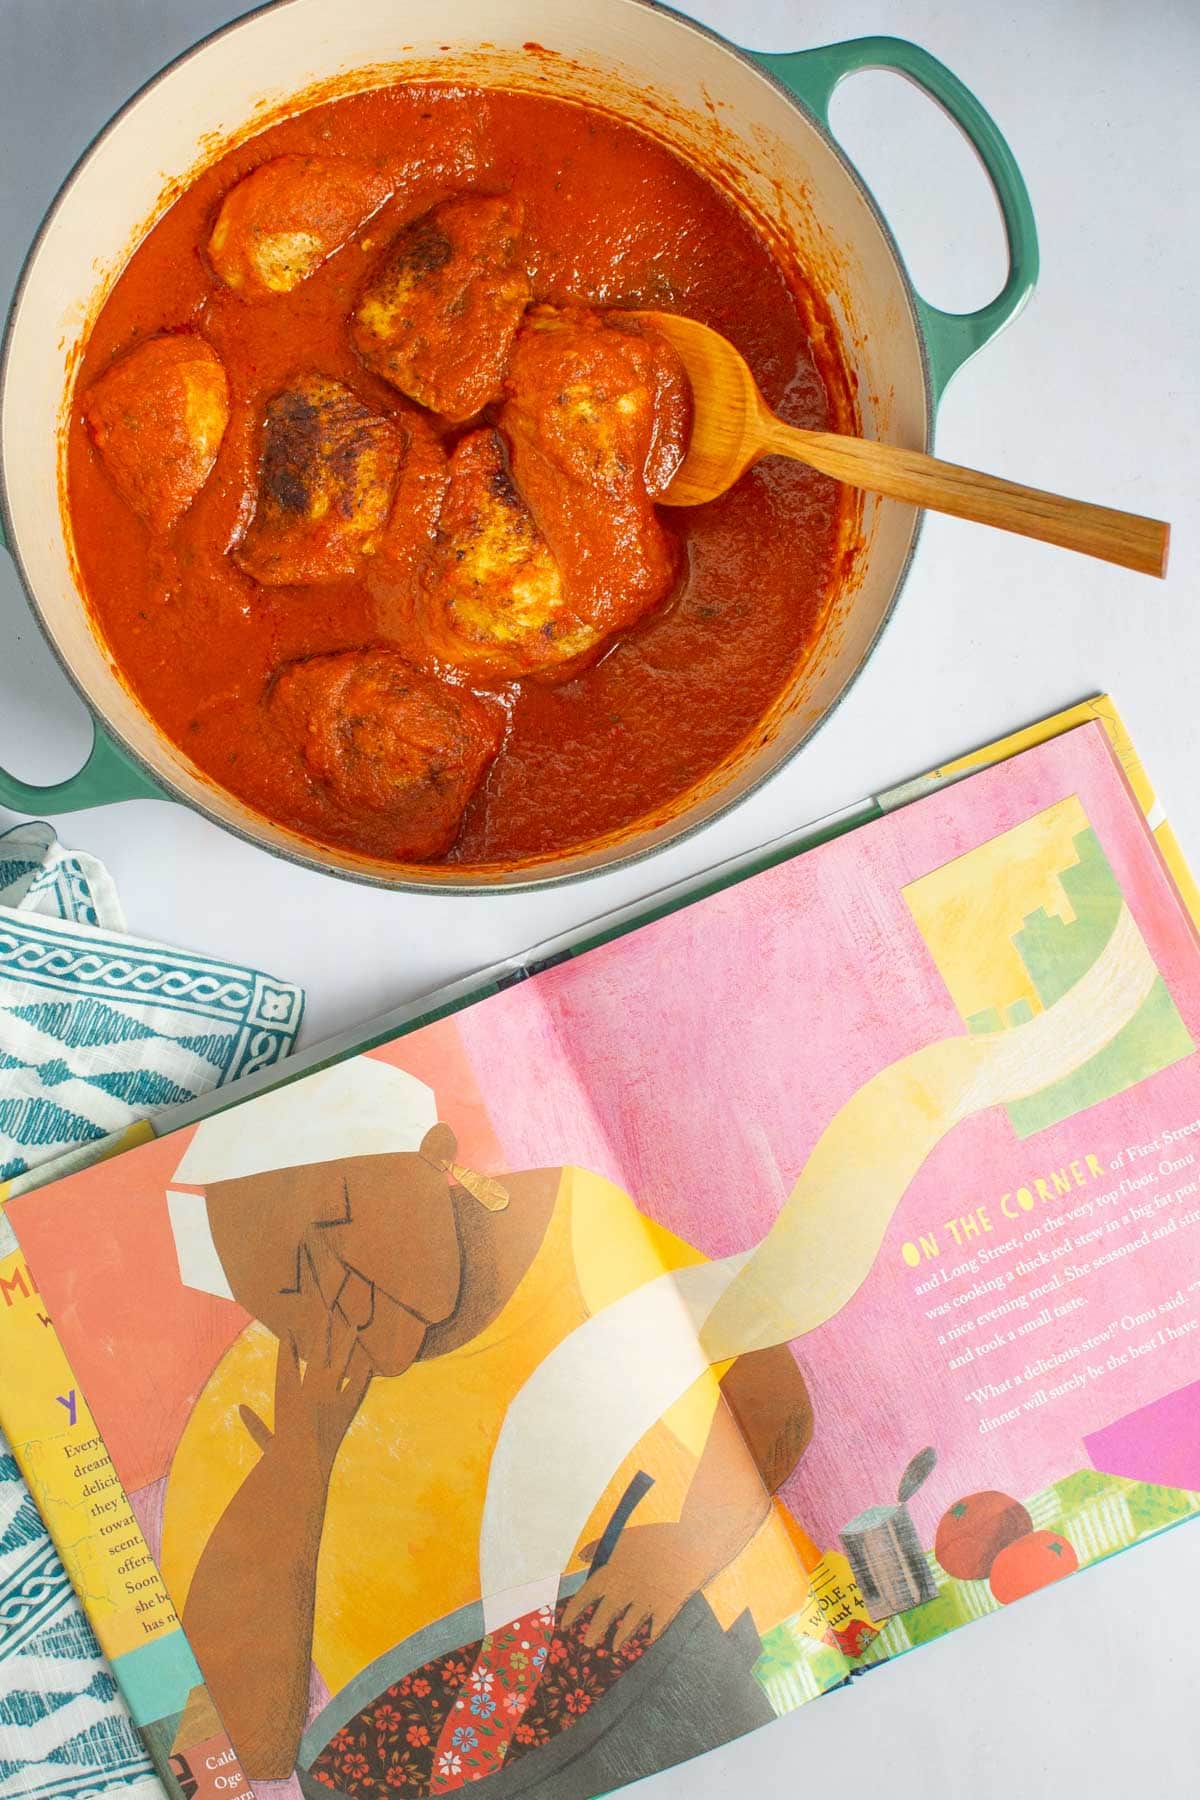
[[66, 84, 855, 867]]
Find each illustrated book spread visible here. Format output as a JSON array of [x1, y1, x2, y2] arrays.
[[4, 705, 1200, 1800]]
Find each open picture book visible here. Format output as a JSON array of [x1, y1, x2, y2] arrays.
[[4, 702, 1200, 1800]]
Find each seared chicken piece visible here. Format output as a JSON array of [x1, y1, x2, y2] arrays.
[[506, 305, 690, 500], [499, 305, 688, 647], [82, 334, 229, 532], [235, 375, 411, 586], [420, 429, 595, 680], [208, 155, 393, 299], [352, 195, 530, 422], [268, 648, 500, 858]]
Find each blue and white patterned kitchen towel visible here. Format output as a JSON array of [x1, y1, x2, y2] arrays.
[[0, 824, 123, 932], [0, 1469, 159, 1800], [0, 821, 304, 1800], [0, 825, 304, 1193]]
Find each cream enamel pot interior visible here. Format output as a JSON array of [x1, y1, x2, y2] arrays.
[[0, 1, 1038, 890]]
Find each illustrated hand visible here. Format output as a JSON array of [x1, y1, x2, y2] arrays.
[[560, 1522, 712, 1653], [239, 1248, 373, 1487]]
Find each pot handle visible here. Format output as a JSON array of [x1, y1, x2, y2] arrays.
[[754, 36, 1039, 399], [0, 719, 164, 814], [0, 524, 162, 813]]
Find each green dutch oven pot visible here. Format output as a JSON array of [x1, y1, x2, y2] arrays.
[[0, 2, 1037, 890]]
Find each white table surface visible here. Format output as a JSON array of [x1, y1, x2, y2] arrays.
[[1, 0, 1198, 1793]]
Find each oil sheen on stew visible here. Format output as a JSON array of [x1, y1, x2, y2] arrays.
[[67, 84, 854, 868]]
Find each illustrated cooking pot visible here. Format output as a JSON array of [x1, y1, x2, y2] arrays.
[[0, 0, 1037, 890]]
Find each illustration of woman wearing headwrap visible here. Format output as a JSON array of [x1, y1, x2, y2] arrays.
[[161, 1060, 815, 1799], [162, 913, 1154, 1798]]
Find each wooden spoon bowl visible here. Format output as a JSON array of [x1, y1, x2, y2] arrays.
[[636, 311, 1169, 578]]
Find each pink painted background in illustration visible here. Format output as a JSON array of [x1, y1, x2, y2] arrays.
[[445, 723, 1200, 1547]]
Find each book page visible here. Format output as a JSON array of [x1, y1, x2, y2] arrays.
[[12, 718, 1200, 1798], [468, 719, 1200, 1689]]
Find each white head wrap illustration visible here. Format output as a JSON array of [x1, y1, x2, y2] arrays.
[[167, 1059, 437, 1298]]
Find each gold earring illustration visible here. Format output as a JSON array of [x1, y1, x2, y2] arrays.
[[426, 1149, 510, 1212], [450, 1164, 510, 1212]]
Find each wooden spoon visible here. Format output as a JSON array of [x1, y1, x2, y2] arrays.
[[635, 311, 1169, 578]]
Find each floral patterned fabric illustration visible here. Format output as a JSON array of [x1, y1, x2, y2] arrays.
[[427, 1605, 556, 1791], [309, 1598, 652, 1796]]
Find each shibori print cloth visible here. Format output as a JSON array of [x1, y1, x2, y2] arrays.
[[0, 821, 303, 1799], [0, 824, 124, 934], [0, 822, 304, 1190]]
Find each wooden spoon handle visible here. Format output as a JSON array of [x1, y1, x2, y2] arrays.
[[763, 419, 1169, 578]]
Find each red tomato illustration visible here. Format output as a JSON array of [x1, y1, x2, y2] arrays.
[[935, 1491, 1033, 1580], [988, 1530, 1079, 1604]]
